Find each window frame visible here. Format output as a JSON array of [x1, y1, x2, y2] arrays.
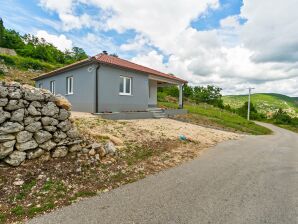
[[119, 76, 132, 96], [50, 80, 55, 94], [66, 76, 74, 95]]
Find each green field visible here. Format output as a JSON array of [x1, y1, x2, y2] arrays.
[[159, 102, 272, 135], [223, 93, 298, 116]]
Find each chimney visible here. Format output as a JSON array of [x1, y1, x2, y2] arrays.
[[102, 50, 108, 55]]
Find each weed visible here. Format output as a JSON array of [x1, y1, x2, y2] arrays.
[[11, 206, 24, 216], [0, 213, 6, 224]]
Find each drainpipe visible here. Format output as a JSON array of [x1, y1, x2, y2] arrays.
[[95, 63, 100, 113]]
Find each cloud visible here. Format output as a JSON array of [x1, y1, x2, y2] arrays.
[[36, 30, 73, 51]]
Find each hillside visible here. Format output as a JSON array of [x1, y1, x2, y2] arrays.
[[223, 93, 298, 117]]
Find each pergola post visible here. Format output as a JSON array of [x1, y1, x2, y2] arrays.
[[178, 84, 183, 109]]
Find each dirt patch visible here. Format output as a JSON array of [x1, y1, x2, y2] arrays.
[[0, 117, 241, 223]]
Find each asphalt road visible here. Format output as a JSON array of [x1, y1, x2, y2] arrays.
[[28, 123, 298, 224]]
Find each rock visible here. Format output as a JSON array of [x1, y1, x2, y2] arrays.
[[30, 101, 42, 108], [16, 131, 33, 143], [95, 154, 100, 160], [41, 117, 58, 126], [39, 140, 56, 151], [57, 109, 70, 121], [16, 139, 38, 151], [54, 95, 71, 110], [41, 102, 59, 116], [91, 142, 101, 150], [27, 104, 41, 116], [25, 122, 42, 132], [0, 122, 24, 134], [27, 148, 44, 159], [0, 86, 8, 98], [44, 126, 57, 132], [0, 98, 8, 107], [0, 108, 11, 124], [13, 180, 24, 186], [52, 146, 68, 158], [0, 134, 15, 142], [0, 140, 15, 159], [11, 108, 25, 122], [8, 89, 22, 99], [53, 131, 67, 142], [34, 130, 52, 144], [4, 99, 24, 111], [57, 120, 72, 132], [66, 128, 80, 139], [69, 144, 82, 152], [23, 86, 44, 101], [4, 151, 26, 166], [24, 116, 35, 126], [88, 148, 96, 156], [104, 141, 117, 155]]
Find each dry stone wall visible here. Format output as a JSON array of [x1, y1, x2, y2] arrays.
[[0, 81, 82, 166]]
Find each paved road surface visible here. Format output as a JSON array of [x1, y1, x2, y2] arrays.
[[28, 123, 298, 224]]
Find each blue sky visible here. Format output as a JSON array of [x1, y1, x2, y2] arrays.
[[1, 0, 298, 96]]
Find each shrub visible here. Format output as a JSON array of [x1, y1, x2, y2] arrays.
[[273, 108, 292, 124]]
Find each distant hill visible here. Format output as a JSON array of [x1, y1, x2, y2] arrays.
[[223, 93, 298, 117]]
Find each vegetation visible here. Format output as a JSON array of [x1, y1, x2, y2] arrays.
[[159, 101, 272, 135], [269, 108, 298, 133], [223, 93, 298, 117], [0, 18, 88, 69]]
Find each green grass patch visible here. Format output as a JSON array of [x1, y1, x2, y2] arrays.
[[124, 145, 154, 166], [159, 101, 272, 135], [11, 205, 25, 216], [0, 213, 6, 224], [0, 54, 60, 71], [28, 202, 55, 218]]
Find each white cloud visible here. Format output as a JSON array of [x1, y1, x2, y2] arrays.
[[36, 30, 73, 51], [38, 0, 298, 96]]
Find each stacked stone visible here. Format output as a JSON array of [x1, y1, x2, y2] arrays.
[[0, 82, 82, 166]]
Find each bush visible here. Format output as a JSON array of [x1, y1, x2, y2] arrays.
[[273, 108, 292, 124]]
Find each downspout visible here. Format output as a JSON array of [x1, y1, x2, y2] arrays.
[[95, 63, 100, 113]]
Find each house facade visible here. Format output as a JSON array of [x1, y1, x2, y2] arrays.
[[33, 53, 187, 113]]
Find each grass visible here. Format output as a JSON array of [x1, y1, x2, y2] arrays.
[[275, 124, 298, 133], [159, 101, 272, 135], [223, 93, 298, 116]]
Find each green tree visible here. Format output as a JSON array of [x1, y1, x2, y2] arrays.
[[192, 85, 223, 107], [183, 84, 193, 98], [0, 18, 4, 47], [272, 108, 292, 124]]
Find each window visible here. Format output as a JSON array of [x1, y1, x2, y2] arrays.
[[50, 81, 55, 94], [119, 76, 132, 95], [38, 83, 43, 89], [66, 76, 73, 94]]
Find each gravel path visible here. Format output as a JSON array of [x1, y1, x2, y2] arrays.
[[28, 123, 298, 224]]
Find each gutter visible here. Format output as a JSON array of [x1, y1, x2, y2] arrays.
[[95, 63, 101, 113]]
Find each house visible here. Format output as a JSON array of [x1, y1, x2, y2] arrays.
[[33, 52, 187, 113]]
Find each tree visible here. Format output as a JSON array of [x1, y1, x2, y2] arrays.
[[0, 18, 4, 47], [183, 84, 193, 98], [272, 108, 292, 124], [71, 47, 88, 61], [237, 101, 265, 120], [192, 85, 223, 107]]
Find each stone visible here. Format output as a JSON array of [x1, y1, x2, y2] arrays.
[[0, 134, 15, 142], [44, 126, 57, 132], [13, 180, 24, 186], [23, 86, 44, 101], [24, 116, 35, 126], [95, 154, 100, 160], [0, 122, 24, 134], [39, 140, 56, 151], [0, 108, 11, 124], [53, 131, 67, 141], [4, 100, 24, 111], [27, 104, 41, 116], [34, 130, 52, 144], [54, 95, 71, 110], [57, 120, 72, 132], [11, 109, 25, 122], [41, 102, 59, 116], [91, 142, 101, 150], [41, 117, 58, 126], [104, 141, 117, 155], [4, 151, 26, 166], [8, 89, 22, 99], [69, 144, 82, 152], [30, 101, 42, 108], [66, 128, 80, 139], [16, 139, 38, 151], [0, 140, 15, 159], [81, 148, 89, 154], [16, 131, 33, 143], [52, 146, 68, 158], [25, 122, 42, 132], [88, 148, 96, 156], [0, 86, 8, 98], [27, 148, 44, 159], [57, 109, 70, 121], [0, 98, 8, 107]]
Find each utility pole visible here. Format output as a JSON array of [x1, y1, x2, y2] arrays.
[[247, 87, 255, 121]]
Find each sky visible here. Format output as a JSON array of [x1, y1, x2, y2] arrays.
[[0, 0, 298, 96]]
